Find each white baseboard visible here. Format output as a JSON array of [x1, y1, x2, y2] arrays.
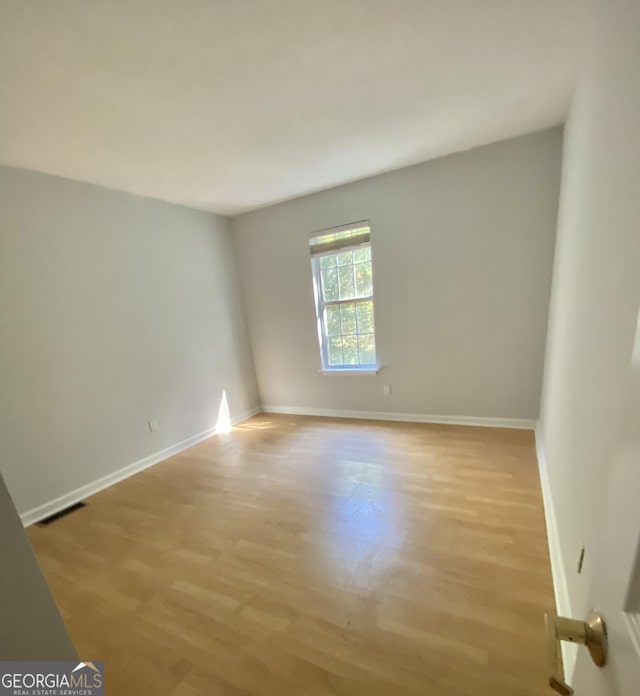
[[20, 406, 261, 528], [261, 405, 536, 430], [535, 423, 577, 681], [228, 406, 262, 429]]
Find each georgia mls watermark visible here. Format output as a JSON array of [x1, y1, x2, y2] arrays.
[[0, 661, 103, 696]]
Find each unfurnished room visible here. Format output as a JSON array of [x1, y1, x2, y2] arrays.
[[1, 1, 639, 695]]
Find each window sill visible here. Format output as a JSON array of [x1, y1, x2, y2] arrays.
[[319, 366, 380, 376]]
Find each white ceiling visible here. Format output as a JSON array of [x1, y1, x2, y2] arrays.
[[0, 1, 588, 215]]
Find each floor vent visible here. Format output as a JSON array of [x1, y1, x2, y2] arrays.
[[36, 502, 87, 527]]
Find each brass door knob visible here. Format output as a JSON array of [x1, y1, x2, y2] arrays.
[[544, 610, 608, 695]]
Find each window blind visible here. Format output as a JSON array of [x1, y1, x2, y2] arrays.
[[309, 222, 370, 257]]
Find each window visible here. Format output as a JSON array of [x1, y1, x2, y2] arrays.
[[309, 222, 377, 371]]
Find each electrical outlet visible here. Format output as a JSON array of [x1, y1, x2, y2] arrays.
[[577, 545, 585, 574], [383, 384, 392, 396], [147, 419, 158, 432]]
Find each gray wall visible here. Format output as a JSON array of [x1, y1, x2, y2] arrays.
[[538, 0, 640, 617], [0, 166, 259, 516], [0, 472, 76, 659], [232, 128, 562, 420]]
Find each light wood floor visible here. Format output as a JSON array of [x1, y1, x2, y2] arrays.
[[28, 414, 554, 695]]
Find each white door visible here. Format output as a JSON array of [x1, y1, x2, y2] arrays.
[[572, 311, 640, 694]]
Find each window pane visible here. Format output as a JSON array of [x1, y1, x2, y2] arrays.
[[358, 334, 376, 364], [319, 254, 336, 270], [354, 261, 373, 297], [356, 301, 375, 333], [311, 232, 375, 370], [321, 267, 339, 301], [342, 335, 359, 365], [336, 250, 353, 266], [353, 246, 371, 263], [325, 305, 341, 336], [340, 303, 356, 334], [327, 336, 343, 365], [338, 265, 355, 299]]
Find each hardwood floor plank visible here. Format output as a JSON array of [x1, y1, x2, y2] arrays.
[[28, 414, 554, 695]]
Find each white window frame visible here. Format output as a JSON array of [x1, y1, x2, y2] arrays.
[[309, 221, 378, 373]]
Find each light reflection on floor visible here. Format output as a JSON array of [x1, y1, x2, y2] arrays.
[[235, 420, 274, 431], [323, 458, 404, 589]]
